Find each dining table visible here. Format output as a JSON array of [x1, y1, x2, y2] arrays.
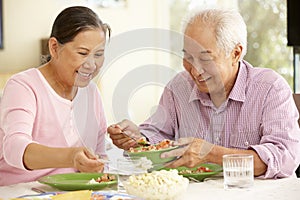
[[0, 176, 300, 200]]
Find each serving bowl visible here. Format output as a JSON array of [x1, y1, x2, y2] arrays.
[[126, 145, 178, 170], [124, 169, 189, 200]]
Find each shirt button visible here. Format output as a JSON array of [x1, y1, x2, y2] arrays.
[[244, 141, 249, 146]]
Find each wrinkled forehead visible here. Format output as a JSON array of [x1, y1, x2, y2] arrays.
[[183, 35, 206, 53], [183, 24, 217, 54]]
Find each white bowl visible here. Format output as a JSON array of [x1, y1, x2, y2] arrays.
[[123, 170, 189, 200]]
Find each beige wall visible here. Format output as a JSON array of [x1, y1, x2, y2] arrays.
[[0, 0, 239, 123], [0, 0, 171, 124], [0, 0, 169, 72]]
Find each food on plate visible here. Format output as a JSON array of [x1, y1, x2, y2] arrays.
[[179, 166, 213, 174], [128, 139, 173, 153], [124, 169, 189, 200], [165, 163, 223, 182], [88, 174, 116, 184], [38, 173, 118, 191]]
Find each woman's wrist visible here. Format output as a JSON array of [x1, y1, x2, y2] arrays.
[[69, 147, 83, 169]]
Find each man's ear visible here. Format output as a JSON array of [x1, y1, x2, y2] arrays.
[[231, 44, 243, 64], [48, 37, 60, 59]]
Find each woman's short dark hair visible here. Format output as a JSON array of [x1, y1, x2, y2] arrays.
[[42, 6, 111, 63], [51, 6, 111, 44]]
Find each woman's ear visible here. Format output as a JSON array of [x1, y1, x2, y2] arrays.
[[48, 37, 60, 59], [231, 44, 243, 64]]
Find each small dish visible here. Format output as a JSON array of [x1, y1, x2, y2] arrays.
[[162, 163, 223, 182], [38, 173, 117, 191]]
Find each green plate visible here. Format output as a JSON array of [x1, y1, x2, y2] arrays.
[[162, 163, 223, 182], [126, 146, 179, 166], [38, 173, 117, 191]]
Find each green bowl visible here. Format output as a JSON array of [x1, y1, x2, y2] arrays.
[[126, 146, 179, 170]]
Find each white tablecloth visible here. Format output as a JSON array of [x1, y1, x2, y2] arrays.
[[1, 177, 300, 200]]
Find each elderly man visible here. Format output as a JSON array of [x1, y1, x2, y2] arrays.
[[108, 8, 300, 178]]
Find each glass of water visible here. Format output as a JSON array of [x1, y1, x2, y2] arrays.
[[222, 154, 254, 189]]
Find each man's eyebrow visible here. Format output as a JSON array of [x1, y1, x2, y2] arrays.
[[200, 49, 212, 53], [182, 49, 212, 53]]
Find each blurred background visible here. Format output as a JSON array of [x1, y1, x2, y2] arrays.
[[0, 0, 298, 159], [0, 0, 294, 125]]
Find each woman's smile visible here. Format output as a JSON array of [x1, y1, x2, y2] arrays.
[[76, 70, 93, 81]]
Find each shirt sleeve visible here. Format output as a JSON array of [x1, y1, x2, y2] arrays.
[[139, 86, 177, 144], [1, 79, 36, 170], [250, 77, 300, 178]]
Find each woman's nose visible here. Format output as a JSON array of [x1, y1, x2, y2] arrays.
[[83, 59, 96, 70]]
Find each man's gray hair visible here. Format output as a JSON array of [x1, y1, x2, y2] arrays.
[[182, 8, 247, 60]]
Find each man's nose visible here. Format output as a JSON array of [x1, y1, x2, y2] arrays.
[[191, 64, 204, 76]]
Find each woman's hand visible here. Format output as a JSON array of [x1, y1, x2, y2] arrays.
[[23, 143, 105, 172], [161, 137, 215, 168], [72, 147, 104, 172], [107, 119, 142, 150]]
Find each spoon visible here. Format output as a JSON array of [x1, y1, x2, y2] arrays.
[[121, 132, 151, 146]]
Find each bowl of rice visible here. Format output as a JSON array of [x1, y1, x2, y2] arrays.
[[123, 169, 189, 200]]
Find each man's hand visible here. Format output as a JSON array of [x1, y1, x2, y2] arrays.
[[161, 137, 215, 168], [107, 119, 142, 150]]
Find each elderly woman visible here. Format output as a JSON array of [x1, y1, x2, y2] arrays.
[[0, 6, 111, 185], [108, 8, 300, 179]]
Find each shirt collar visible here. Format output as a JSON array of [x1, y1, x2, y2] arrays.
[[189, 83, 210, 103], [228, 61, 248, 102]]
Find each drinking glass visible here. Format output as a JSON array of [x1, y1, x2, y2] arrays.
[[222, 154, 254, 189]]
